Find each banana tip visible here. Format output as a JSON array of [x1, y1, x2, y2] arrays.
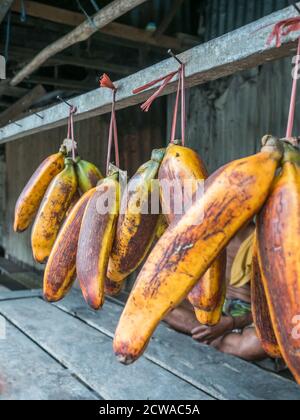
[[115, 353, 136, 365]]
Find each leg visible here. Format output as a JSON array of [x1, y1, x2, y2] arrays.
[[212, 327, 268, 361], [164, 304, 199, 335]]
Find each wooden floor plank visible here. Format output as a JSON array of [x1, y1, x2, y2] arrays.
[[0, 297, 212, 400], [55, 290, 300, 401], [0, 257, 29, 274], [0, 320, 97, 400], [0, 289, 42, 302]]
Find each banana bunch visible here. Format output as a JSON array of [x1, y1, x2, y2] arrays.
[[159, 141, 227, 326], [107, 149, 165, 287], [256, 142, 300, 382], [14, 143, 103, 264], [113, 135, 284, 365]]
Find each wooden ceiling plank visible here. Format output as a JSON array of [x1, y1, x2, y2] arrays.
[[10, 0, 150, 86], [11, 0, 185, 51], [0, 84, 45, 127]]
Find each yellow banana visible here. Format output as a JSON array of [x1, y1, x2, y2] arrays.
[[188, 251, 227, 311], [113, 135, 283, 364], [43, 187, 96, 302], [251, 234, 281, 359], [195, 281, 226, 326], [31, 157, 78, 264], [107, 149, 165, 284], [14, 149, 65, 233], [75, 157, 103, 193], [77, 171, 120, 310], [159, 141, 227, 313], [257, 143, 300, 382]]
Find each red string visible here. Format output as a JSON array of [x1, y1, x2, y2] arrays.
[[266, 16, 300, 138], [133, 64, 186, 145], [100, 74, 119, 175], [287, 37, 300, 138], [267, 17, 300, 47]]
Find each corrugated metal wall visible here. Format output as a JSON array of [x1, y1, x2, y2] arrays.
[[203, 0, 291, 40], [3, 100, 165, 270]]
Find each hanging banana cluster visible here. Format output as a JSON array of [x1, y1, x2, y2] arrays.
[[14, 144, 103, 265], [113, 134, 300, 387], [43, 148, 167, 312], [15, 133, 300, 384]]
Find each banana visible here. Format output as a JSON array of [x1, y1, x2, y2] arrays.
[[65, 190, 81, 218], [77, 171, 120, 310], [31, 157, 78, 264], [113, 135, 283, 364], [188, 251, 227, 311], [251, 234, 281, 359], [105, 278, 123, 296], [159, 141, 227, 313], [43, 187, 96, 302], [107, 149, 165, 284], [257, 143, 300, 381], [14, 149, 65, 233], [195, 281, 226, 326], [158, 140, 208, 225], [75, 157, 103, 193], [155, 214, 169, 240]]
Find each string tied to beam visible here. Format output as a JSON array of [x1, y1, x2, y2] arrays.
[[100, 74, 120, 175], [266, 6, 300, 138], [133, 50, 186, 145]]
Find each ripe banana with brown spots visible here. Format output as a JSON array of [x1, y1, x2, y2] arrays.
[[43, 187, 96, 302], [107, 149, 165, 284], [75, 157, 103, 193], [194, 281, 226, 326], [251, 234, 281, 359], [14, 149, 65, 233], [257, 143, 300, 382], [31, 157, 78, 264], [113, 135, 283, 364], [77, 171, 120, 310], [159, 141, 227, 313]]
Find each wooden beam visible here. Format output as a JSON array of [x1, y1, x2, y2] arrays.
[[10, 0, 149, 87], [1, 4, 300, 143], [27, 76, 95, 92], [154, 0, 185, 38], [0, 0, 13, 24], [0, 85, 45, 127], [11, 1, 185, 52], [6, 46, 137, 75]]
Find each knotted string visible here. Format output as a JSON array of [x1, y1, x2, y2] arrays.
[[67, 106, 77, 161], [133, 64, 186, 145], [100, 74, 120, 175], [266, 15, 300, 137]]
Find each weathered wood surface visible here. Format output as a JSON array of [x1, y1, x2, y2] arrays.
[[0, 297, 212, 400], [55, 290, 300, 401], [0, 321, 97, 400], [0, 257, 30, 274], [1, 3, 300, 144], [10, 0, 150, 87], [0, 289, 42, 302]]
